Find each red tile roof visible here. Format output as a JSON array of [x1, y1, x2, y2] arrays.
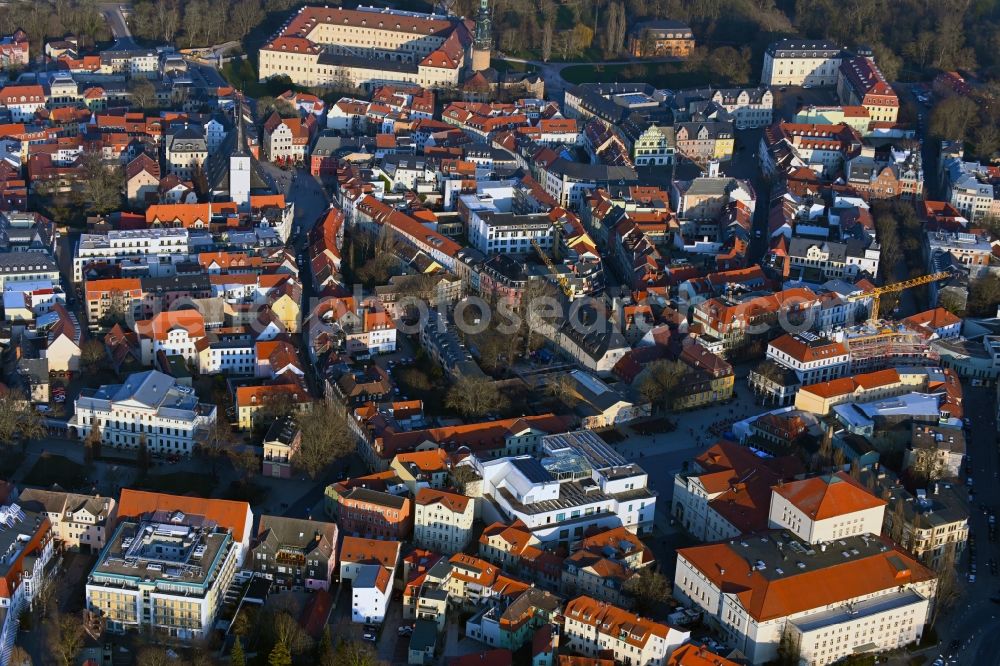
[[668, 644, 741, 666], [564, 596, 672, 647], [678, 535, 932, 622], [771, 471, 885, 520], [135, 309, 205, 342], [117, 489, 252, 542], [340, 536, 400, 566], [415, 487, 471, 513]]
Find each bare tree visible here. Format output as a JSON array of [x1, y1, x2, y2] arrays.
[[127, 78, 157, 111], [545, 373, 578, 405], [223, 446, 255, 481], [930, 544, 960, 627], [9, 646, 32, 666], [446, 376, 508, 418], [136, 646, 171, 666], [603, 3, 627, 57], [450, 465, 480, 494], [46, 612, 85, 666], [231, 0, 265, 38], [541, 19, 553, 62], [295, 401, 354, 479], [637, 359, 687, 413], [77, 151, 123, 214], [332, 640, 380, 666], [80, 339, 107, 371], [198, 416, 235, 478], [622, 568, 671, 614]]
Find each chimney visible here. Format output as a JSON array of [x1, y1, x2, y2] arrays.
[[707, 160, 720, 178]]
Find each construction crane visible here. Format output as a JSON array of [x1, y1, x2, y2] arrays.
[[846, 271, 952, 322], [531, 239, 573, 299]]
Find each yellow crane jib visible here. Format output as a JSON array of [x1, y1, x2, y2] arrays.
[[531, 239, 573, 298], [846, 271, 952, 322]]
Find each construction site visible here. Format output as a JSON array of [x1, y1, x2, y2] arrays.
[[842, 323, 938, 373]]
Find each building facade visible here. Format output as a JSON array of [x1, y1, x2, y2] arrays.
[[68, 370, 217, 457], [413, 488, 475, 555], [761, 39, 842, 87], [250, 515, 338, 591], [18, 489, 116, 552], [258, 6, 473, 90], [562, 595, 689, 666], [85, 510, 241, 639]]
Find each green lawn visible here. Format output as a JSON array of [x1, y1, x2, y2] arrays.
[[492, 59, 537, 76], [560, 62, 734, 89], [23, 454, 89, 490], [135, 472, 215, 497]]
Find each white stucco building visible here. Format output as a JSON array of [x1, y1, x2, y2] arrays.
[[339, 537, 401, 624], [68, 370, 217, 457], [73, 228, 196, 282], [477, 430, 657, 545], [767, 471, 886, 544], [761, 39, 843, 87], [675, 532, 936, 665]]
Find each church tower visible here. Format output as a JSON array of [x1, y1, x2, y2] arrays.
[[230, 94, 252, 210], [471, 0, 492, 71]]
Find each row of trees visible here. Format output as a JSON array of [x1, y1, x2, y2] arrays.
[[127, 0, 296, 48], [0, 0, 109, 57], [928, 93, 1000, 161], [228, 601, 381, 666]]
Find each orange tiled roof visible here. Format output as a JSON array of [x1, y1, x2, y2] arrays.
[[339, 535, 400, 566], [678, 535, 932, 622], [415, 487, 470, 513], [236, 383, 309, 408], [448, 553, 499, 586], [771, 471, 885, 520], [135, 310, 205, 342], [768, 334, 848, 363], [668, 644, 741, 666], [902, 307, 961, 332], [481, 520, 532, 553], [799, 368, 901, 400], [85, 277, 143, 300], [393, 449, 449, 473], [563, 596, 670, 647], [0, 515, 51, 598], [117, 489, 251, 542]]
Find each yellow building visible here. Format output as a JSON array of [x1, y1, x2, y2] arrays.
[[713, 135, 735, 161], [268, 293, 301, 333], [664, 340, 735, 410], [235, 384, 311, 431]]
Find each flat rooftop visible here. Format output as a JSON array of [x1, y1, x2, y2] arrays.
[[498, 478, 610, 515], [91, 514, 231, 591], [791, 589, 925, 633]]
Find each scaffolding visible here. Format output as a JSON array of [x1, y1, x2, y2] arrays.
[[844, 325, 938, 373], [531, 239, 573, 298]]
